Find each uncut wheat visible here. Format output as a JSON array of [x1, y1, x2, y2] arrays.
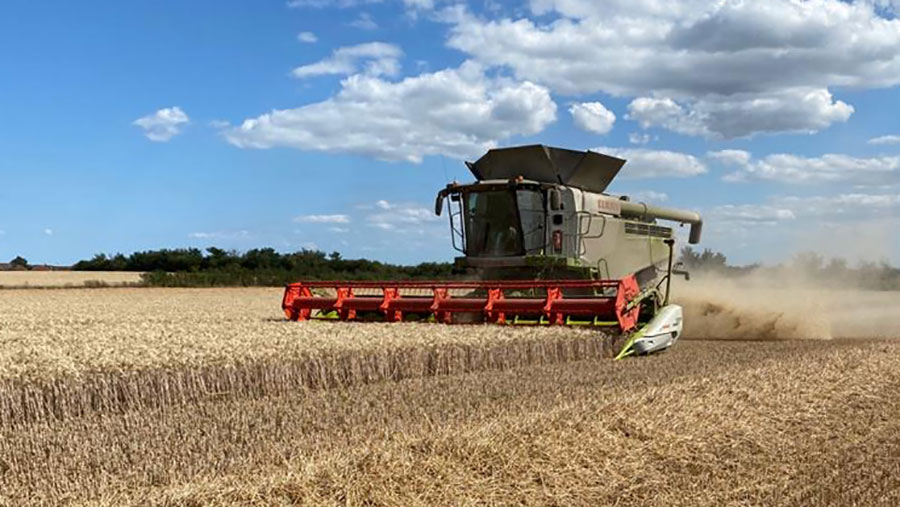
[[0, 288, 615, 425]]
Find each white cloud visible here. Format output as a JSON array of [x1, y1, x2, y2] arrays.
[[704, 191, 900, 250], [775, 193, 900, 217], [349, 12, 378, 30], [629, 190, 668, 203], [43, 228, 54, 236], [707, 149, 752, 167], [710, 204, 797, 226], [445, 1, 900, 138], [188, 230, 250, 240], [293, 214, 351, 224], [594, 147, 707, 179], [703, 190, 900, 259], [366, 200, 442, 235], [626, 89, 853, 139], [328, 226, 351, 233], [208, 120, 231, 129], [132, 107, 190, 142], [869, 134, 900, 145], [228, 61, 557, 163], [287, 0, 382, 7], [292, 42, 402, 79], [569, 102, 615, 135], [297, 31, 318, 43], [628, 133, 653, 145], [403, 0, 435, 9], [286, 0, 436, 13], [717, 152, 900, 184]]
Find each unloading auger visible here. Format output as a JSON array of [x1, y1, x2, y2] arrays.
[[283, 145, 703, 358]]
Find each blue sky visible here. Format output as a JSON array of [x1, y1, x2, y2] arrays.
[[2, 0, 900, 266]]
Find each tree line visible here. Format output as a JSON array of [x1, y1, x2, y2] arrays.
[[73, 248, 455, 287], [60, 246, 900, 290]]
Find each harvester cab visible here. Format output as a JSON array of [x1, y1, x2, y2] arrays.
[[283, 145, 703, 359]]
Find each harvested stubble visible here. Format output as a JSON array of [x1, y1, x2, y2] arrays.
[[2, 338, 899, 506], [3, 287, 899, 506], [0, 271, 143, 289], [0, 288, 617, 426]]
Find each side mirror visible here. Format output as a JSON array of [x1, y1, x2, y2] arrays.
[[434, 193, 445, 216], [673, 269, 691, 281], [549, 188, 561, 211]]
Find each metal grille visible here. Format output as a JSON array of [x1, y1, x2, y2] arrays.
[[624, 222, 672, 238]]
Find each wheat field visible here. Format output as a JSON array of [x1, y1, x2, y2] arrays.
[[1, 287, 899, 506]]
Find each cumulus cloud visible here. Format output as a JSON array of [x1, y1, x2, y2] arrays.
[[705, 190, 900, 253], [293, 214, 351, 223], [869, 134, 900, 145], [297, 31, 318, 43], [710, 204, 797, 225], [43, 228, 54, 236], [626, 89, 853, 139], [189, 230, 250, 240], [227, 61, 557, 162], [708, 149, 753, 167], [349, 12, 378, 30], [569, 102, 615, 135], [594, 147, 707, 179], [292, 42, 402, 78], [716, 151, 900, 184], [287, 0, 382, 7], [775, 193, 900, 217], [403, 0, 435, 9], [366, 200, 442, 234], [706, 192, 900, 248], [287, 0, 443, 13], [132, 107, 190, 142], [628, 133, 653, 145], [445, 0, 900, 138], [629, 190, 668, 202]]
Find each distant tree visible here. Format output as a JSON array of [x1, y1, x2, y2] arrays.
[[680, 246, 727, 272], [9, 256, 28, 269], [792, 251, 824, 275], [825, 257, 848, 273], [698, 249, 728, 270], [679, 246, 700, 269], [71, 246, 457, 286]]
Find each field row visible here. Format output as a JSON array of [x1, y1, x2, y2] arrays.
[[2, 338, 898, 505], [0, 331, 616, 426], [0, 288, 620, 425]]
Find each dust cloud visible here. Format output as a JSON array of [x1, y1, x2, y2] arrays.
[[672, 274, 900, 341]]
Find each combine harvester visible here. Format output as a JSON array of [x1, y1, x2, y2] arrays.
[[283, 145, 703, 358]]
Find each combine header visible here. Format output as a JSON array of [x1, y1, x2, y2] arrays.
[[283, 145, 703, 358], [283, 277, 641, 330]]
